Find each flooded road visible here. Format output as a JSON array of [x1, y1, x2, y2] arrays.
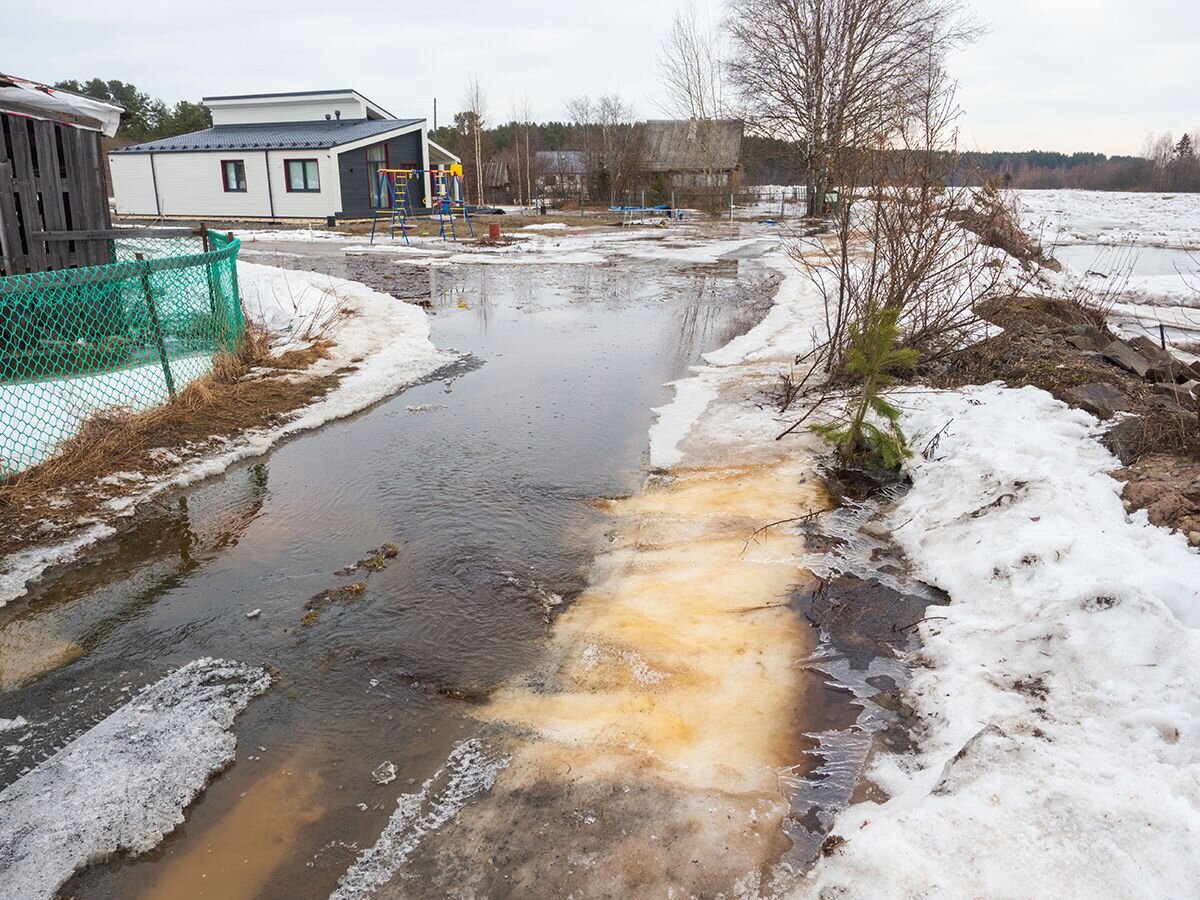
[[0, 238, 782, 897]]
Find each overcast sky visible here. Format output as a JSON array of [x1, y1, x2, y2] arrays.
[[7, 0, 1197, 156]]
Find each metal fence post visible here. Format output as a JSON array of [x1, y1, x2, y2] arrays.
[[135, 252, 176, 399]]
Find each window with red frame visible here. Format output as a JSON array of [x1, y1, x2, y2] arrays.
[[221, 159, 247, 192], [285, 159, 320, 192]]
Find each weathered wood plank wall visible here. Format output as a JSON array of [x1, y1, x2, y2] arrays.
[[0, 111, 113, 276]]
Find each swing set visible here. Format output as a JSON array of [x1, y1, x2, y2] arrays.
[[369, 164, 475, 245]]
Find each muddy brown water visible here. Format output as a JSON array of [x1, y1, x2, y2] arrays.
[[0, 241, 821, 898]]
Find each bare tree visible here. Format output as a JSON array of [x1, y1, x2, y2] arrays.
[[566, 94, 595, 191], [463, 74, 487, 204], [521, 93, 534, 208], [725, 0, 979, 215], [659, 2, 727, 122], [658, 2, 732, 211]]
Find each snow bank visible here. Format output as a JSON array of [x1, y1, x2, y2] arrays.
[[0, 262, 454, 608], [808, 383, 1200, 898], [0, 658, 270, 900], [647, 248, 828, 466]]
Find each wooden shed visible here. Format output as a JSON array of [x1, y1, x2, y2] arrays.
[[0, 74, 123, 276]]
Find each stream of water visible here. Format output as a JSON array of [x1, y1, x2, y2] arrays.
[[0, 241, 782, 898]]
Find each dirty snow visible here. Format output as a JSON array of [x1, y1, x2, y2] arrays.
[[806, 384, 1200, 898], [0, 658, 270, 900], [1, 354, 216, 474], [0, 261, 453, 608]]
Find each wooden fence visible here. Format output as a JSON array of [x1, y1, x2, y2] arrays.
[[0, 110, 113, 276]]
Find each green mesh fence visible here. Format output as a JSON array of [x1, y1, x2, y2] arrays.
[[0, 230, 243, 475]]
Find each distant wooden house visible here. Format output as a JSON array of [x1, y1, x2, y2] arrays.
[[641, 119, 744, 191], [0, 74, 123, 275]]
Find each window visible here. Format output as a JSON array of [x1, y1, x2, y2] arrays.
[[221, 159, 246, 192], [285, 159, 320, 192]]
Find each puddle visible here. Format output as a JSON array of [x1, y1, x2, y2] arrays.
[[137, 748, 327, 900], [2, 238, 780, 897]]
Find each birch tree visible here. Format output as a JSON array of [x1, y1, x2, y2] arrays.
[[725, 0, 978, 215], [463, 75, 487, 204]]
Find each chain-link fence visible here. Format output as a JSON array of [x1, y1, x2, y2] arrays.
[[0, 230, 243, 475]]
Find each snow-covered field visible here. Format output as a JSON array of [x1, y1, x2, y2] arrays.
[[1017, 190, 1200, 347], [1018, 189, 1200, 249], [1019, 190, 1200, 314], [0, 658, 270, 900]]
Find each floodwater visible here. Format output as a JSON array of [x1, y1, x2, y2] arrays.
[[0, 237, 807, 897]]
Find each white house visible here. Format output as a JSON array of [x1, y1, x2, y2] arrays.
[[109, 89, 459, 220]]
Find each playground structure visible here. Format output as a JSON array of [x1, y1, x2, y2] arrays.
[[370, 165, 475, 245]]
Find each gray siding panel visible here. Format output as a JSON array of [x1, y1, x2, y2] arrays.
[[336, 132, 425, 217]]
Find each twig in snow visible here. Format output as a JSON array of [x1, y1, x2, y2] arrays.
[[921, 419, 954, 461], [896, 615, 949, 633]]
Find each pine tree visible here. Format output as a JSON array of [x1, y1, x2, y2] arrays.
[[812, 306, 918, 471]]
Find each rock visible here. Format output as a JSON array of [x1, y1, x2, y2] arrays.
[[1149, 362, 1187, 384], [1065, 382, 1129, 419], [1101, 416, 1144, 465], [1102, 340, 1151, 378], [1187, 360, 1200, 381], [1129, 335, 1174, 366], [860, 520, 891, 540], [1189, 531, 1200, 548], [1066, 324, 1108, 352], [1148, 395, 1192, 415], [1152, 381, 1199, 407], [245, 609, 261, 619], [1185, 478, 1200, 503]]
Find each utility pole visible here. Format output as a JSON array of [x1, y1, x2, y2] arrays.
[[433, 97, 438, 132]]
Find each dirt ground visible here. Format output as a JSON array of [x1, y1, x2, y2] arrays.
[[932, 295, 1200, 541]]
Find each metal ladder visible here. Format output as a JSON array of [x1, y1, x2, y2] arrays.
[[370, 169, 411, 245], [432, 171, 475, 242]]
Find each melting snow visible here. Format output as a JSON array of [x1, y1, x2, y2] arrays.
[[0, 658, 270, 900], [807, 384, 1200, 897], [330, 739, 508, 899]]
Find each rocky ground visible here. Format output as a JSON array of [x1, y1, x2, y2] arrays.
[[933, 294, 1200, 543]]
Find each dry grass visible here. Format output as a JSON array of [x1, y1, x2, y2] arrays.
[[0, 318, 339, 557]]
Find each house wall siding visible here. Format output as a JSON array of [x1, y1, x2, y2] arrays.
[[110, 150, 344, 218], [336, 131, 425, 216], [210, 97, 368, 126], [109, 153, 159, 215]]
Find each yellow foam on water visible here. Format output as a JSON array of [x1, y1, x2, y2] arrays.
[[482, 460, 830, 794]]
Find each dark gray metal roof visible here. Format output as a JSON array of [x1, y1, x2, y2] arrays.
[[202, 89, 359, 101], [111, 118, 423, 154]]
